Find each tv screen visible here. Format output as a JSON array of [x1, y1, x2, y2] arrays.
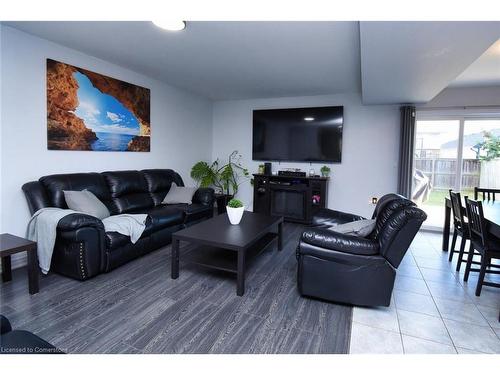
[[252, 106, 343, 163]]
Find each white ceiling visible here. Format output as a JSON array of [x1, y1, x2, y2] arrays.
[[449, 38, 500, 87], [4, 21, 500, 104], [4, 21, 361, 100], [359, 22, 500, 104]]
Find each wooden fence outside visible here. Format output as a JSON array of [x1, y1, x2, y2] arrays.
[[414, 158, 481, 190]]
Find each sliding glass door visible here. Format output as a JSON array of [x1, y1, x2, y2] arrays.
[[413, 120, 460, 228], [412, 114, 500, 230], [462, 120, 500, 194]]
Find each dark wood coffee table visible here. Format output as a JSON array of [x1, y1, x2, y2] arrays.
[[171, 211, 283, 296]]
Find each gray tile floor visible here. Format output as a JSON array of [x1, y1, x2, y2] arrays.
[[349, 231, 500, 354]]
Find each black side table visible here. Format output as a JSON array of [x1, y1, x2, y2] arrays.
[[0, 233, 39, 294]]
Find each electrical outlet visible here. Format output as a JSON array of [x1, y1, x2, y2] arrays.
[[371, 197, 378, 205]]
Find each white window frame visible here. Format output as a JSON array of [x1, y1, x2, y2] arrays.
[[415, 108, 500, 230]]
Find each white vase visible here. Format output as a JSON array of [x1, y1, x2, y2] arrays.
[[226, 206, 245, 225]]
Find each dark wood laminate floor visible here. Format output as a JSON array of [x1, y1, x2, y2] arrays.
[[0, 223, 352, 354]]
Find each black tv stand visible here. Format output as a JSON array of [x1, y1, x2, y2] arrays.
[[252, 174, 329, 224]]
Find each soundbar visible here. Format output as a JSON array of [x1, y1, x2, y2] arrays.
[[278, 170, 307, 177]]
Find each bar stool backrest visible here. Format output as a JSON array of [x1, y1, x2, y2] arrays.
[[449, 190, 467, 231], [465, 197, 488, 249], [474, 187, 499, 202]]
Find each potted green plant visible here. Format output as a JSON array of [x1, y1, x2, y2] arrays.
[[226, 198, 245, 225], [320, 165, 331, 177], [258, 164, 265, 175], [190, 151, 250, 213]]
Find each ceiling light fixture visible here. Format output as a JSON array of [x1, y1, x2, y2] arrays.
[[152, 20, 186, 31], [304, 117, 315, 121]]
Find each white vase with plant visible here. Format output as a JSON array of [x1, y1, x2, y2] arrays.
[[226, 198, 245, 225]]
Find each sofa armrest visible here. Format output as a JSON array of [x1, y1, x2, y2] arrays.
[[192, 187, 215, 206], [311, 208, 366, 228], [300, 228, 380, 256], [57, 213, 104, 232], [54, 214, 106, 280]]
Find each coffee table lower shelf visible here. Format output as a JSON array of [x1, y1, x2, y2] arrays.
[[172, 230, 281, 296], [183, 232, 278, 274]]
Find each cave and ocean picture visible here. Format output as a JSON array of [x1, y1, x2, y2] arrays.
[[46, 59, 151, 151]]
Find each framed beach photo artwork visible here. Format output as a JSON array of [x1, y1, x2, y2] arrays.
[[46, 59, 150, 152]]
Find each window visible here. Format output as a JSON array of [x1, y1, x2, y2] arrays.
[[412, 111, 500, 230]]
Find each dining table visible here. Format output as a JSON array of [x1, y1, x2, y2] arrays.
[[442, 198, 500, 251]]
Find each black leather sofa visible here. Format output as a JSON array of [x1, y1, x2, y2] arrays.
[[0, 315, 62, 354], [297, 194, 427, 307], [22, 169, 215, 281]]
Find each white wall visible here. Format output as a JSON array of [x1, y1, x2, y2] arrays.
[[211, 93, 400, 218], [0, 26, 213, 266]]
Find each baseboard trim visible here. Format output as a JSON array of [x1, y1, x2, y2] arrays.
[[420, 227, 444, 234]]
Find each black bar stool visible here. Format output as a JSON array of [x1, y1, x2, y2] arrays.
[[463, 198, 500, 296], [448, 190, 470, 271]]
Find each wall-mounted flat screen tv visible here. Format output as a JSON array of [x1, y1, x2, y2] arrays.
[[252, 106, 343, 163]]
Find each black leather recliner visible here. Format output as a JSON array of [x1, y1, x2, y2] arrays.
[[22, 169, 215, 281], [297, 194, 427, 307]]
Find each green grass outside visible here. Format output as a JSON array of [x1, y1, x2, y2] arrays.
[[423, 188, 475, 206]]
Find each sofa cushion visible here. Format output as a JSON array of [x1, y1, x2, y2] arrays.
[[162, 183, 197, 204], [329, 219, 376, 238], [104, 206, 185, 251], [105, 215, 155, 250], [168, 203, 213, 223], [105, 231, 136, 250], [301, 228, 380, 256], [102, 170, 154, 214], [142, 169, 184, 206], [40, 173, 112, 209], [131, 205, 184, 232], [63, 190, 111, 219]]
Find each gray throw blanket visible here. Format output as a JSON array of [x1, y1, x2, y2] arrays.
[[101, 214, 148, 244], [26, 208, 148, 274]]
